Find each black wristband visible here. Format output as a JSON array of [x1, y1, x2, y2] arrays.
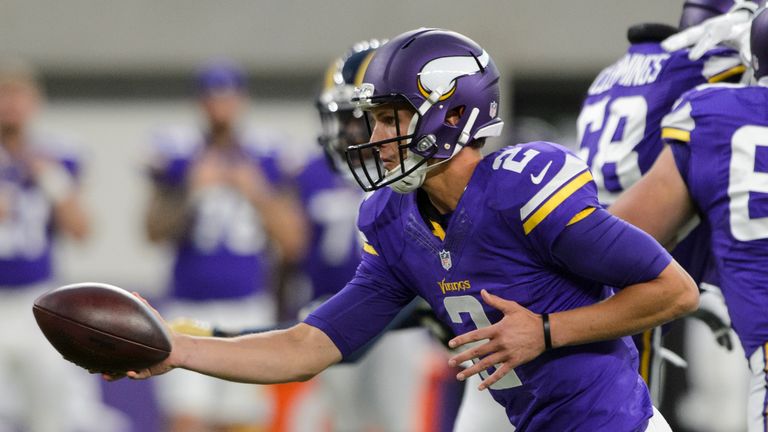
[[542, 313, 552, 350]]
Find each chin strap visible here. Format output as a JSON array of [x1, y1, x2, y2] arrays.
[[387, 155, 429, 194]]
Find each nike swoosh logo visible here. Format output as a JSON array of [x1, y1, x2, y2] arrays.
[[530, 161, 552, 185]]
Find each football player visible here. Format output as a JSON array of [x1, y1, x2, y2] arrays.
[[114, 29, 698, 431], [0, 61, 125, 432], [609, 8, 768, 431], [145, 60, 306, 432], [577, 0, 745, 405]]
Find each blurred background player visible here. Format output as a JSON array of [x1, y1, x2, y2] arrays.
[[576, 0, 746, 420], [0, 60, 126, 432], [144, 60, 306, 432]]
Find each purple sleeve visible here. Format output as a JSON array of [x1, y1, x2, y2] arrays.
[[669, 142, 692, 186], [304, 249, 416, 359], [551, 208, 672, 288]]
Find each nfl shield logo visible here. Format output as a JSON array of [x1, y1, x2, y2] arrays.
[[439, 249, 452, 271], [489, 101, 498, 118]]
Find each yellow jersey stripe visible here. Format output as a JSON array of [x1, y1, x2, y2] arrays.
[[639, 329, 653, 384], [566, 207, 596, 226], [708, 65, 746, 83], [523, 170, 593, 235], [430, 220, 446, 241], [661, 127, 691, 143], [362, 242, 379, 256]]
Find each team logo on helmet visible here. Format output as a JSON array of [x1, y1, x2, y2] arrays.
[[417, 51, 491, 101]]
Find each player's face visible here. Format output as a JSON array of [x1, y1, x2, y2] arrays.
[[200, 90, 245, 128], [368, 104, 416, 171], [0, 81, 40, 130]]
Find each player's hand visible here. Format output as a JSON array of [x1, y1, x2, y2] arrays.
[[662, 0, 756, 61], [189, 151, 227, 190], [690, 283, 733, 350], [447, 289, 545, 390]]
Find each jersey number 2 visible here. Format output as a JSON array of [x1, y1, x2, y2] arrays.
[[443, 295, 523, 390]]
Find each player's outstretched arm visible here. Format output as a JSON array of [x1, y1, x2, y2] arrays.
[[105, 294, 343, 384], [120, 323, 342, 384]]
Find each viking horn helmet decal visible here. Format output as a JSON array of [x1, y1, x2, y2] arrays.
[[417, 50, 490, 101]]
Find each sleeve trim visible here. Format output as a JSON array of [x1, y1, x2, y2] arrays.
[[363, 242, 379, 256], [708, 65, 746, 83], [566, 207, 596, 226], [523, 170, 593, 235], [661, 127, 691, 143]]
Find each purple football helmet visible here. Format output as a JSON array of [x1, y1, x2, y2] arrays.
[[751, 7, 768, 79], [316, 40, 384, 179], [346, 28, 503, 193], [679, 0, 734, 29]]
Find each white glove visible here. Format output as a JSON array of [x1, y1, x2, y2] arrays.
[[662, 0, 757, 62], [690, 283, 733, 351]]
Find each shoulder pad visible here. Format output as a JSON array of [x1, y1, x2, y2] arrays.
[[486, 141, 587, 212], [357, 188, 404, 233]]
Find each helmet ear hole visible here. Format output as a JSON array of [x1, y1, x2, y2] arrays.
[[444, 105, 465, 126]]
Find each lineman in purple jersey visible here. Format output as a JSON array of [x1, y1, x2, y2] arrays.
[[145, 61, 306, 432], [577, 0, 743, 403], [578, 2, 742, 204], [110, 29, 698, 431], [612, 10, 768, 430]]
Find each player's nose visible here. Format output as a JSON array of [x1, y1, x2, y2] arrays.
[[369, 121, 390, 144]]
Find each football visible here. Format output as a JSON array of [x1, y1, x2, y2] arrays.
[[32, 282, 171, 373]]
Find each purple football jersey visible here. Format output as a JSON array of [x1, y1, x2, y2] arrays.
[[579, 42, 742, 285], [0, 134, 80, 286], [664, 83, 768, 358], [307, 142, 656, 430], [294, 155, 362, 300], [578, 43, 742, 205], [149, 127, 284, 300]]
